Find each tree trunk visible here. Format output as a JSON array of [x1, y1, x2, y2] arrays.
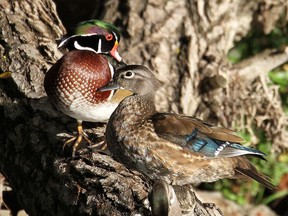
[[0, 0, 287, 215]]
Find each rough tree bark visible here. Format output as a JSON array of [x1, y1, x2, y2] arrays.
[[0, 0, 287, 215]]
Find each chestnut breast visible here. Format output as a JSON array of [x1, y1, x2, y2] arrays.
[[44, 50, 113, 108]]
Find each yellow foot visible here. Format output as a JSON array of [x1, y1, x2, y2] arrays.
[[89, 140, 111, 155], [62, 120, 92, 157]]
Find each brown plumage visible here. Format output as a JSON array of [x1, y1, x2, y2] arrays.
[[101, 65, 276, 190], [152, 113, 244, 143]]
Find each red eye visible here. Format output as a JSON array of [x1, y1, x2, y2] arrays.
[[105, 34, 113, 41]]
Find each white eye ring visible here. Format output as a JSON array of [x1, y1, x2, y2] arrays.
[[123, 71, 134, 79]]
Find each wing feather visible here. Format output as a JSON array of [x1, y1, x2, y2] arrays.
[[152, 113, 264, 159]]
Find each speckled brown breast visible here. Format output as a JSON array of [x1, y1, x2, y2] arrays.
[[44, 50, 114, 122]]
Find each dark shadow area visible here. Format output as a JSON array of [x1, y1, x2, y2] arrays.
[[53, 0, 105, 30]]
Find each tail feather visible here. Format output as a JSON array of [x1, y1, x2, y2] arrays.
[[235, 167, 277, 190]]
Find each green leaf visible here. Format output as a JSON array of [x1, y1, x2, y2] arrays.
[[268, 70, 288, 86], [261, 190, 288, 205]]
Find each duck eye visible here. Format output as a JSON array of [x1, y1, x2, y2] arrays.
[[105, 34, 113, 41], [124, 71, 134, 79]]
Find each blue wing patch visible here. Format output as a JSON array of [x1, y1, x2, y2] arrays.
[[184, 132, 266, 159]]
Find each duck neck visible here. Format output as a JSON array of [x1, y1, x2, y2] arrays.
[[119, 92, 157, 118]]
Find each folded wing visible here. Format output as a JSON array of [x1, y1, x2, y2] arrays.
[[151, 113, 266, 159]]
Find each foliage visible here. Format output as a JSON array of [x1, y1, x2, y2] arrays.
[[269, 65, 288, 114], [203, 22, 288, 207], [228, 26, 288, 64], [228, 22, 288, 114]]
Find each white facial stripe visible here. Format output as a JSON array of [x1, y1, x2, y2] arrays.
[[59, 33, 109, 48], [58, 35, 78, 48], [58, 34, 93, 48], [58, 38, 68, 48], [74, 41, 98, 54], [97, 39, 102, 53], [81, 33, 99, 37], [113, 33, 118, 41]]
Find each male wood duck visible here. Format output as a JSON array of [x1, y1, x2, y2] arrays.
[[58, 19, 123, 63], [100, 65, 276, 190], [44, 20, 130, 156]]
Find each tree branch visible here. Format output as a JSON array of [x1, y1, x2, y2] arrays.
[[233, 47, 288, 82]]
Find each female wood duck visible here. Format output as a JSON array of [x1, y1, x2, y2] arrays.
[[44, 20, 130, 156], [100, 65, 276, 190]]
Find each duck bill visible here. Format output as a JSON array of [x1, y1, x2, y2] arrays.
[[110, 41, 123, 63], [98, 82, 120, 92]]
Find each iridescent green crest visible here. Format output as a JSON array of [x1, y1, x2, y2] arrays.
[[74, 19, 120, 41]]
